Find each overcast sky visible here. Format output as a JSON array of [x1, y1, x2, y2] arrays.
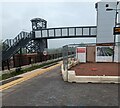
[[1, 1, 102, 48]]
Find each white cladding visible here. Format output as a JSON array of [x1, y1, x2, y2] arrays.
[[114, 45, 120, 62], [116, 2, 120, 43], [118, 2, 120, 26], [96, 0, 117, 43]]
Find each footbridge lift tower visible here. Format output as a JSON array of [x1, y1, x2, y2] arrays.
[[95, 0, 120, 62], [95, 0, 119, 43]]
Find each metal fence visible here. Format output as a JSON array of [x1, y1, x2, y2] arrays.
[[62, 45, 76, 72]]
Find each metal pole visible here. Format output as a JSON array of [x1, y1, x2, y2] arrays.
[[2, 61, 4, 70], [19, 48, 22, 67], [7, 59, 10, 70], [13, 55, 16, 67]]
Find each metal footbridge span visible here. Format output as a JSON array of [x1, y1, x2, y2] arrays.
[[2, 18, 97, 69]]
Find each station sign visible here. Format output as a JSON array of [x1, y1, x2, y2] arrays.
[[76, 47, 86, 63], [114, 27, 120, 35]]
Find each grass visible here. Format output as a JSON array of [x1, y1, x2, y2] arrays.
[[2, 59, 60, 80]]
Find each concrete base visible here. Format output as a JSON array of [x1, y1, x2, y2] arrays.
[[61, 62, 120, 83], [61, 65, 67, 81], [68, 70, 120, 84], [61, 60, 79, 81]]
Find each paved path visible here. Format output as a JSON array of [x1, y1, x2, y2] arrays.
[[2, 66, 119, 106]]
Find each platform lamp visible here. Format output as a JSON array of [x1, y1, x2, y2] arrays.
[[106, 1, 120, 62]]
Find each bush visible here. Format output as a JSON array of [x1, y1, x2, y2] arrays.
[[2, 59, 60, 80]]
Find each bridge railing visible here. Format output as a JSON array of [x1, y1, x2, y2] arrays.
[[35, 26, 97, 38], [2, 31, 30, 51]]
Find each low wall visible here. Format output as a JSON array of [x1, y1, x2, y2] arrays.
[[61, 61, 120, 84], [68, 71, 120, 83]]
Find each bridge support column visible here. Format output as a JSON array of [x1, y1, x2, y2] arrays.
[[34, 39, 48, 52], [13, 55, 15, 68], [7, 59, 10, 70], [33, 39, 48, 62], [18, 48, 22, 67], [2, 61, 4, 70]]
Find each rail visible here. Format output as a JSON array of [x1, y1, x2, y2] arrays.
[[2, 31, 30, 51]]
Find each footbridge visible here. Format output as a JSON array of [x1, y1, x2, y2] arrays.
[[2, 18, 97, 69]]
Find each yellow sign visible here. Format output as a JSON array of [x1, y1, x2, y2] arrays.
[[115, 28, 120, 32], [114, 27, 120, 35]]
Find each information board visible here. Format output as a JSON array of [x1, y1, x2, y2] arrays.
[[76, 47, 86, 63], [96, 46, 113, 62]]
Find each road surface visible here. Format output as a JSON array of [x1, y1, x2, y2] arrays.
[[2, 65, 119, 106]]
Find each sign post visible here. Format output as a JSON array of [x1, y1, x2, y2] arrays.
[[113, 27, 120, 62]]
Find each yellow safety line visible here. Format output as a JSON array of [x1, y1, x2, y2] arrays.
[[0, 63, 61, 91]]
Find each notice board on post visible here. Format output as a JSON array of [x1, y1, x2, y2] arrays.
[[76, 47, 86, 63], [96, 46, 113, 62]]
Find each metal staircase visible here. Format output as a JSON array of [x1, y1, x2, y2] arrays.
[[2, 31, 32, 61]]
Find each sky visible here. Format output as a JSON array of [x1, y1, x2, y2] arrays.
[[1, 0, 119, 48]]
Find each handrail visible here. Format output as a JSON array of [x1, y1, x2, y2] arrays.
[[2, 31, 30, 51]]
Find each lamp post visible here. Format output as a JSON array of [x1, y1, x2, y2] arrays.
[[106, 1, 120, 62]]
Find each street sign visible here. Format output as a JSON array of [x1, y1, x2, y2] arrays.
[[43, 51, 47, 56], [114, 27, 120, 35]]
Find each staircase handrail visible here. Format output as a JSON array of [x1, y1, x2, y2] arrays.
[[2, 31, 30, 51]]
